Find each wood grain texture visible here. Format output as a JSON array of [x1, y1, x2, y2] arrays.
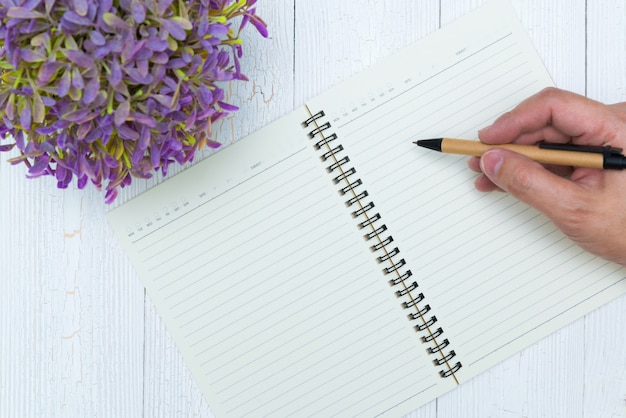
[[585, 3, 626, 418], [1, 1, 624, 417], [0, 153, 146, 417], [294, 0, 440, 105]]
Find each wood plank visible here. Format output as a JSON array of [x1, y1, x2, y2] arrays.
[[0, 158, 145, 416], [294, 0, 440, 105], [585, 2, 626, 417]]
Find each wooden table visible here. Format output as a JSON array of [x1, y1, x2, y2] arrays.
[[1, 1, 625, 416]]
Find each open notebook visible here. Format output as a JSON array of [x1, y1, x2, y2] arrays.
[[107, 1, 626, 416]]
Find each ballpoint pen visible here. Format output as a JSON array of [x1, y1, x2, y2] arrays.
[[415, 138, 626, 170]]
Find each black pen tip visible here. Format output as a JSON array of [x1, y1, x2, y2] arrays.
[[415, 138, 443, 152]]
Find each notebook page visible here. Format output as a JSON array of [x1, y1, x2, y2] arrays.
[[305, 0, 626, 383], [107, 108, 455, 417]]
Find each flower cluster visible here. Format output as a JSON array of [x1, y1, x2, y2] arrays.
[[0, 0, 267, 203]]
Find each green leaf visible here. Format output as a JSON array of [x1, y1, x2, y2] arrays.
[[7, 7, 45, 19], [32, 92, 45, 124], [114, 99, 130, 126], [64, 36, 79, 51], [7, 154, 28, 164], [30, 33, 50, 50], [167, 36, 177, 51], [68, 85, 82, 101], [223, 0, 246, 17], [6, 93, 15, 120], [169, 16, 192, 30], [103, 12, 131, 31], [209, 15, 226, 24], [45, 0, 55, 14]]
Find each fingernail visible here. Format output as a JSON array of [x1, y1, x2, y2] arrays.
[[477, 125, 491, 136], [480, 149, 504, 177]]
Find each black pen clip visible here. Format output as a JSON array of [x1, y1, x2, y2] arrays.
[[538, 141, 624, 156]]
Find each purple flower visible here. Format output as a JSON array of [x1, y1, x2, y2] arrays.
[[0, 0, 268, 203]]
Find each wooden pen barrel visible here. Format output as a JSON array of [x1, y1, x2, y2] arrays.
[[441, 138, 604, 169]]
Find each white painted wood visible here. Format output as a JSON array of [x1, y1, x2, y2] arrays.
[[0, 144, 146, 417], [585, 3, 626, 418], [294, 0, 440, 105], [1, 1, 624, 417]]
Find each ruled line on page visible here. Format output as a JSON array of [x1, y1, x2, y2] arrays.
[[465, 272, 626, 367], [146, 169, 329, 300], [336, 32, 515, 131], [349, 67, 530, 162], [236, 343, 424, 418], [165, 205, 348, 324], [157, 192, 333, 298], [218, 300, 423, 417], [211, 278, 392, 388], [177, 230, 352, 333], [322, 351, 427, 417], [190, 242, 364, 356], [223, 316, 407, 410], [280, 345, 420, 418], [459, 256, 611, 345], [180, 238, 354, 338], [131, 146, 308, 248], [167, 214, 350, 348], [350, 60, 535, 179], [337, 35, 522, 141], [415, 210, 547, 297], [372, 382, 439, 418], [162, 192, 335, 305], [142, 151, 316, 281], [434, 221, 561, 310]]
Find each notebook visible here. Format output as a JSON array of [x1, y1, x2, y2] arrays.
[[107, 1, 626, 416]]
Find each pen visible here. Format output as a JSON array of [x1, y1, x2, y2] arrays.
[[414, 138, 626, 170]]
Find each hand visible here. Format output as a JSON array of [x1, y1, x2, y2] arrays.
[[468, 87, 626, 267]]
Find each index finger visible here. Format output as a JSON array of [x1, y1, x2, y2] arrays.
[[478, 87, 622, 147]]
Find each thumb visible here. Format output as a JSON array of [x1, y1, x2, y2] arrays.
[[479, 149, 581, 220]]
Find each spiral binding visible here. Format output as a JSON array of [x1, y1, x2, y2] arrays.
[[302, 107, 462, 381]]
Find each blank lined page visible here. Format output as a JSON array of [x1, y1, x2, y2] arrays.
[[107, 109, 451, 417], [306, 0, 626, 382]]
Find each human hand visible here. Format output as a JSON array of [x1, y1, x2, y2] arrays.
[[468, 87, 626, 267]]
